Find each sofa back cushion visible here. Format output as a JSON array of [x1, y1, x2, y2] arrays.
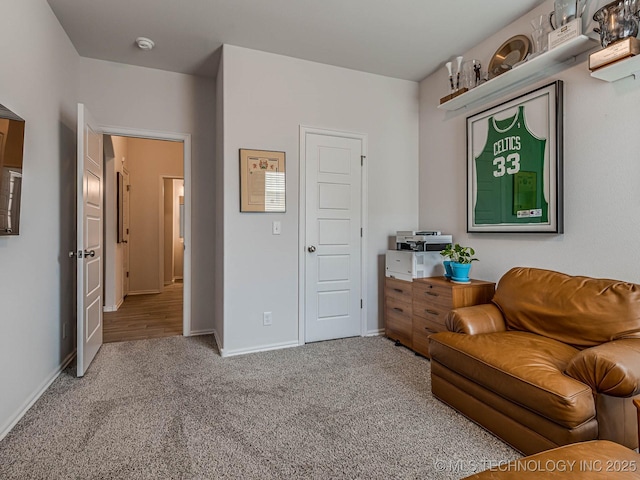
[[493, 267, 640, 348]]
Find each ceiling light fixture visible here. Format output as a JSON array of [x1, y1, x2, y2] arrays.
[[135, 37, 155, 51]]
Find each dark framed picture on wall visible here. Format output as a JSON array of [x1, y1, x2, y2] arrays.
[[467, 80, 563, 233]]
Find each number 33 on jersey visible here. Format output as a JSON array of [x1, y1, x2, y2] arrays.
[[474, 105, 548, 225]]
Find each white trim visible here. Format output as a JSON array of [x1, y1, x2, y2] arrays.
[[221, 340, 299, 358], [298, 126, 369, 346], [366, 329, 384, 337], [100, 125, 192, 337], [126, 289, 161, 296], [0, 351, 76, 442], [103, 297, 124, 313], [211, 328, 223, 354], [190, 328, 216, 336]]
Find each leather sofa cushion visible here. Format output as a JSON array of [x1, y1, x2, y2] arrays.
[[463, 440, 640, 479], [566, 339, 640, 396], [493, 268, 640, 348], [430, 331, 595, 428]]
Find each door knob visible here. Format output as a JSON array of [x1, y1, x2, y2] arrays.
[[307, 245, 316, 253], [84, 249, 96, 258]]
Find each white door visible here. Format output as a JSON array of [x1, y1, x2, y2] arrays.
[[122, 169, 130, 296], [76, 104, 103, 377], [304, 132, 363, 342]]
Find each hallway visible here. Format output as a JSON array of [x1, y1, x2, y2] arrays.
[[103, 283, 183, 342]]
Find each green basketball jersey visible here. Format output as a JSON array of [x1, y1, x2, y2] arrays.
[[474, 105, 548, 225]]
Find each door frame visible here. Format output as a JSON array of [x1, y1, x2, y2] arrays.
[[298, 125, 368, 345], [159, 175, 184, 289], [102, 125, 193, 337]]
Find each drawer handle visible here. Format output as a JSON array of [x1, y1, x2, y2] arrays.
[[425, 309, 439, 316], [425, 291, 438, 297], [393, 307, 404, 313], [393, 288, 404, 293]]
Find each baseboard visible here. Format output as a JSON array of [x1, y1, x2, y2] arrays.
[[366, 329, 384, 337], [103, 297, 124, 313], [220, 340, 299, 358], [0, 350, 76, 442], [211, 329, 223, 354], [189, 328, 216, 336], [127, 289, 160, 296]]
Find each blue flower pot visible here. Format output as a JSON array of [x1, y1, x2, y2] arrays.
[[443, 260, 453, 279], [450, 262, 472, 283]]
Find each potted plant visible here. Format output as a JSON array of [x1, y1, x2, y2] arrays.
[[441, 243, 478, 283], [440, 243, 455, 279]]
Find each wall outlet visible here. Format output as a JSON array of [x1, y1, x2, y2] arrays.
[[272, 221, 281, 235], [263, 311, 273, 326]]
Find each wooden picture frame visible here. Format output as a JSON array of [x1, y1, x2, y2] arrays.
[[467, 81, 563, 233], [240, 149, 286, 212]]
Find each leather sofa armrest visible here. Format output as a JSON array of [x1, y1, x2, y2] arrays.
[[445, 303, 507, 335], [566, 339, 640, 397]]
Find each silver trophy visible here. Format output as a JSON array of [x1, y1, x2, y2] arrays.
[[593, 0, 640, 47], [550, 0, 589, 28]]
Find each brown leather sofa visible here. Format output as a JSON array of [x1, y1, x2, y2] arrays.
[[429, 267, 640, 455], [463, 440, 640, 479]]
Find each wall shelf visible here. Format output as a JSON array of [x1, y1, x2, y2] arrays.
[[438, 35, 597, 112], [591, 54, 640, 82]]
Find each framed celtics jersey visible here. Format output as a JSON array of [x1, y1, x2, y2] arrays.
[[467, 81, 563, 233]]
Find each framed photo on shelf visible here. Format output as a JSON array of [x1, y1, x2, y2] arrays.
[[239, 149, 286, 212], [467, 80, 563, 233]]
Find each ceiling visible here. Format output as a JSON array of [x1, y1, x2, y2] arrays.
[[47, 0, 545, 82]]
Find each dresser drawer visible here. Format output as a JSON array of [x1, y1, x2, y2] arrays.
[[412, 300, 450, 326], [413, 314, 448, 334], [385, 277, 413, 303], [413, 280, 453, 309], [385, 305, 412, 347], [412, 325, 432, 357]]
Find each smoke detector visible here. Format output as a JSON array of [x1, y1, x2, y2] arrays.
[[135, 37, 155, 51]]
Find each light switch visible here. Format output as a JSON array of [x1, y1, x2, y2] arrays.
[[272, 221, 281, 235]]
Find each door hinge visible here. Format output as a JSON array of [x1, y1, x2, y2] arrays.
[[126, 271, 129, 278], [360, 299, 363, 309], [360, 227, 363, 237], [126, 228, 129, 235], [361, 155, 366, 166], [126, 184, 131, 191]]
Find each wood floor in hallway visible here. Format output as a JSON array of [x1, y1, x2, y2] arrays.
[[104, 283, 183, 343]]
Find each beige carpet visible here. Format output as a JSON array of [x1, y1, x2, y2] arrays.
[[0, 335, 519, 479]]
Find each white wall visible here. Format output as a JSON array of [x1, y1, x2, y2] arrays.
[[214, 50, 225, 350], [77, 58, 216, 333], [0, 0, 79, 439], [419, 0, 640, 284], [222, 45, 419, 355]]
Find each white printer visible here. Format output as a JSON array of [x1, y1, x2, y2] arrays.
[[385, 230, 452, 282]]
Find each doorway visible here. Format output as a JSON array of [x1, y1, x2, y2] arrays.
[[102, 129, 191, 342]]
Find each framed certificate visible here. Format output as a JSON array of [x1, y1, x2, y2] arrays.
[[239, 149, 286, 212], [467, 81, 563, 233]]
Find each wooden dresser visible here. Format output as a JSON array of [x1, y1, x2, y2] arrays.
[[384, 276, 495, 357]]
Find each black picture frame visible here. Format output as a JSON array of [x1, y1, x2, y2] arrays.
[[466, 80, 563, 233]]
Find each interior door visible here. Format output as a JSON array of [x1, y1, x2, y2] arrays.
[[76, 103, 103, 377], [122, 169, 130, 296], [305, 132, 362, 343]]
